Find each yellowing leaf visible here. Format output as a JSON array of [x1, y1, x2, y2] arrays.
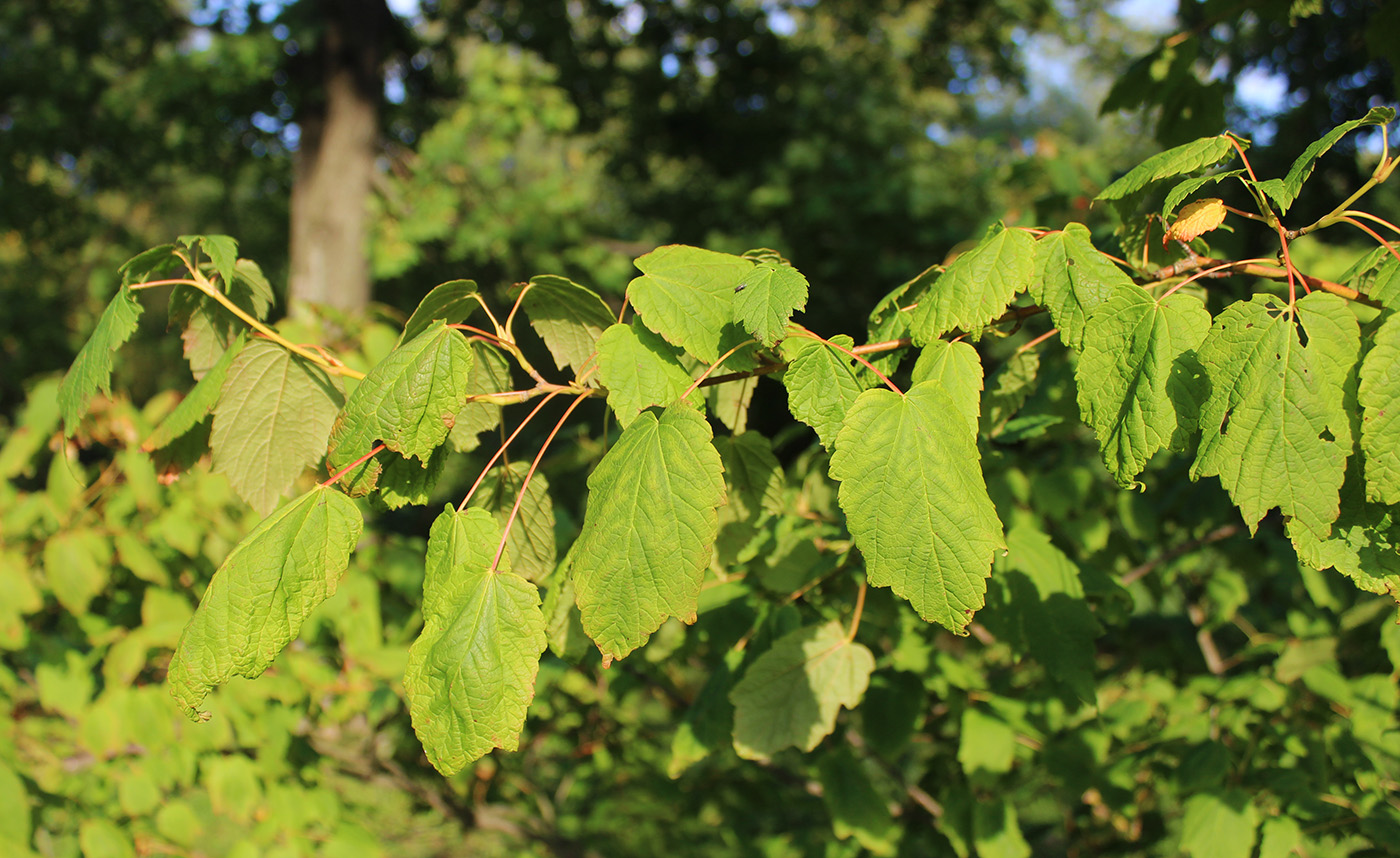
[[830, 381, 1004, 633], [729, 621, 874, 760], [167, 486, 362, 717], [1166, 198, 1227, 243], [404, 507, 547, 775], [572, 405, 725, 664]]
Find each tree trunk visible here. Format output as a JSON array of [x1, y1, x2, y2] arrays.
[[288, 0, 389, 313]]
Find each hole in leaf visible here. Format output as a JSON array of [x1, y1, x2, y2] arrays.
[[1219, 409, 1232, 435], [1319, 428, 1335, 442], [1296, 322, 1309, 347]]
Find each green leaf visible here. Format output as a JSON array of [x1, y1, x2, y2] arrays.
[[1274, 107, 1397, 214], [43, 530, 111, 616], [732, 263, 809, 346], [628, 244, 752, 362], [1075, 288, 1211, 487], [818, 747, 899, 856], [973, 799, 1031, 858], [572, 406, 726, 664], [193, 235, 239, 289], [865, 266, 931, 376], [118, 244, 179, 286], [326, 320, 475, 494], [58, 286, 144, 433], [518, 275, 616, 375], [1161, 170, 1246, 219], [910, 340, 983, 432], [830, 382, 1004, 633], [0, 376, 62, 480], [0, 762, 30, 846], [375, 447, 447, 510], [983, 350, 1042, 439], [1258, 817, 1304, 858], [1290, 458, 1400, 601], [959, 707, 1016, 776], [167, 486, 363, 717], [448, 341, 512, 453], [1192, 293, 1360, 538], [1179, 791, 1259, 858], [714, 433, 785, 522], [232, 258, 275, 315], [1095, 135, 1238, 202], [1360, 312, 1400, 503], [729, 621, 875, 760], [468, 462, 557, 582], [668, 657, 736, 777], [211, 339, 346, 515], [399, 280, 478, 346], [404, 507, 547, 775], [0, 552, 42, 650], [781, 334, 867, 450], [144, 332, 247, 451], [596, 319, 702, 427], [543, 567, 590, 662], [983, 524, 1103, 703], [909, 225, 1037, 344], [1364, 257, 1400, 309], [1032, 224, 1135, 349]]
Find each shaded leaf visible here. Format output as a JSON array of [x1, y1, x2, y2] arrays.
[[1290, 458, 1400, 601], [1161, 170, 1245, 219], [1192, 293, 1359, 538], [628, 244, 751, 362], [730, 622, 874, 760], [168, 487, 363, 717], [1075, 288, 1211, 487], [58, 286, 143, 433], [212, 339, 346, 515], [144, 332, 246, 452], [714, 433, 785, 522], [818, 747, 899, 856], [405, 507, 547, 775], [830, 382, 1004, 633], [1360, 312, 1400, 503], [572, 406, 725, 664], [518, 274, 615, 375], [668, 659, 735, 777], [910, 225, 1037, 343], [448, 341, 512, 453], [376, 447, 447, 510], [468, 462, 557, 582]]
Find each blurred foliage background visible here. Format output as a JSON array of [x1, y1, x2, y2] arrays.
[[3, 0, 1400, 855]]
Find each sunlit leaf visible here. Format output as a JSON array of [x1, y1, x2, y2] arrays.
[[628, 244, 751, 362], [58, 286, 143, 433]]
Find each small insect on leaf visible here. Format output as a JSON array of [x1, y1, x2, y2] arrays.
[[1165, 198, 1228, 245], [735, 283, 747, 293]]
